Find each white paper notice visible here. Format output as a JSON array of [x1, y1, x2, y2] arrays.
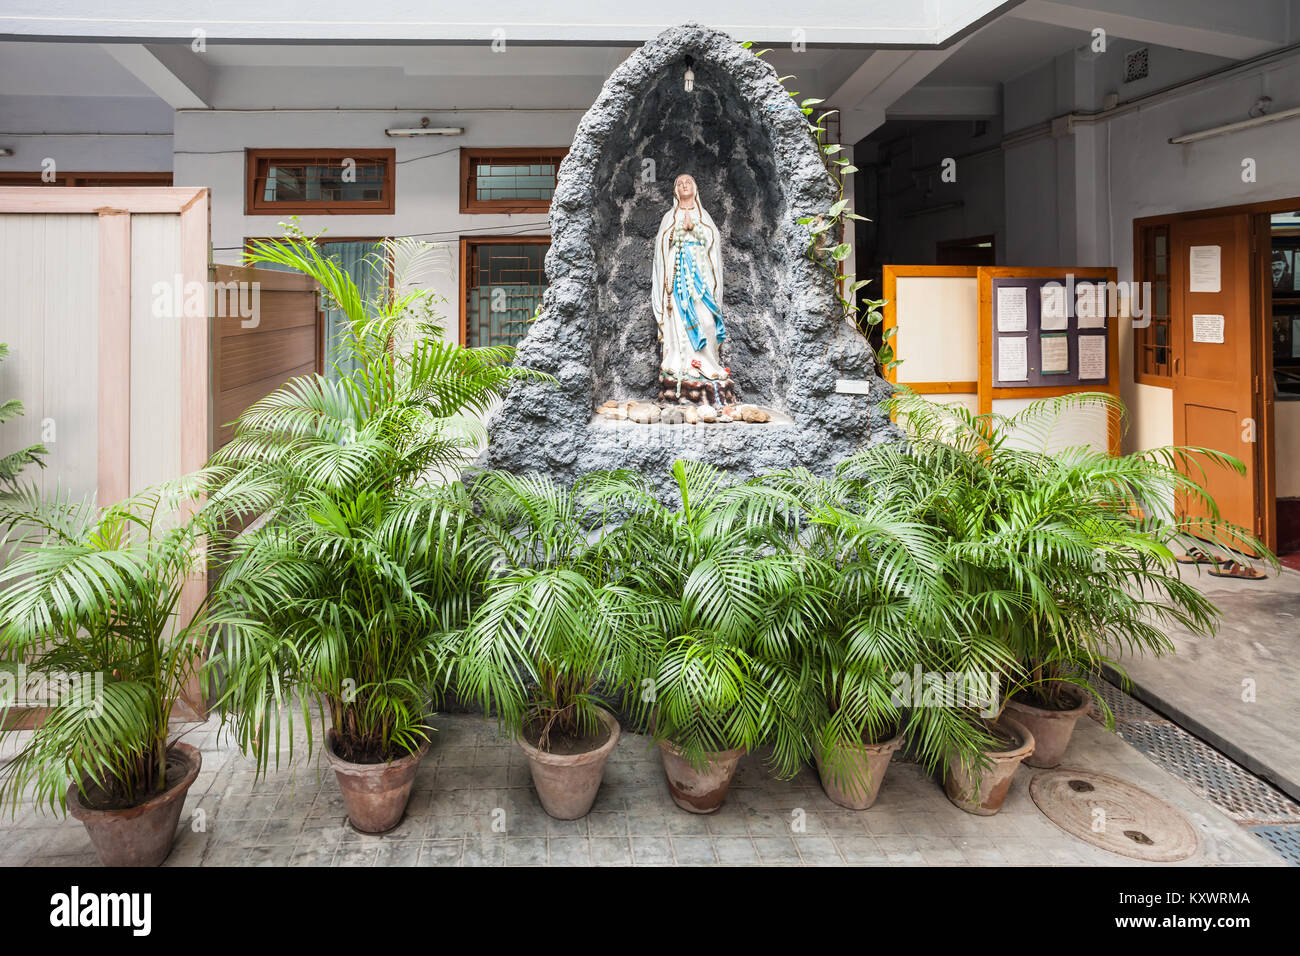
[[1192, 313, 1225, 344], [998, 336, 1028, 382], [996, 286, 1028, 332], [1040, 335, 1069, 374], [1189, 245, 1221, 293], [1075, 282, 1106, 329], [1078, 336, 1106, 380], [1040, 285, 1068, 330]]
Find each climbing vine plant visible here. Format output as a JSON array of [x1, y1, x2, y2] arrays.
[[741, 42, 897, 374]]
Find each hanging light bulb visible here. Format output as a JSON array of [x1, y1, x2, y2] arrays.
[[684, 56, 695, 92]]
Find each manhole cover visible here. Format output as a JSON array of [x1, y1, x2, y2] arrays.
[[1030, 769, 1200, 862]]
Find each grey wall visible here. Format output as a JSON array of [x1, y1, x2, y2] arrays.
[[859, 117, 1006, 268], [0, 94, 173, 173]]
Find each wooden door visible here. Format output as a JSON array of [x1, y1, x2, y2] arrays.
[[1170, 213, 1260, 549]]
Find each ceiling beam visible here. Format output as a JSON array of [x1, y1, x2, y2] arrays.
[[826, 42, 972, 142], [101, 44, 211, 109]]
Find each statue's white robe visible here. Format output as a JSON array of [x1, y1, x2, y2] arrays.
[[651, 202, 727, 382]]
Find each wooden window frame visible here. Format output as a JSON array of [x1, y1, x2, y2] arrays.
[[245, 148, 395, 216], [1133, 221, 1173, 388], [459, 147, 567, 214], [459, 235, 550, 346], [0, 171, 173, 187]]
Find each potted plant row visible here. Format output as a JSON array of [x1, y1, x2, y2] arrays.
[[0, 232, 1276, 866]]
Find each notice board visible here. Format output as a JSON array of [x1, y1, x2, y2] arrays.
[[978, 266, 1121, 454]]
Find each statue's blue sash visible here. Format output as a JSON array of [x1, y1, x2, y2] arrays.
[[672, 241, 725, 353]]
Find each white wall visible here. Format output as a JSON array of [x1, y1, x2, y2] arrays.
[[174, 108, 578, 343]]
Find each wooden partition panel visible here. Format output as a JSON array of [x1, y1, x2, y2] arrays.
[[210, 263, 320, 450], [0, 186, 212, 719], [883, 262, 1122, 456]]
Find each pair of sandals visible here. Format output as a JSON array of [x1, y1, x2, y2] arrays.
[[1175, 546, 1267, 580]]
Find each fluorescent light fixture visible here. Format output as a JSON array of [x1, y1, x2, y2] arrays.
[[386, 126, 463, 137], [385, 117, 463, 137], [1169, 105, 1300, 144]]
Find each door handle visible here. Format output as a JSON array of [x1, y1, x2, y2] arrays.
[[1174, 357, 1181, 374]]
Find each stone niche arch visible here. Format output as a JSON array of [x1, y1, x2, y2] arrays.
[[484, 23, 899, 495]]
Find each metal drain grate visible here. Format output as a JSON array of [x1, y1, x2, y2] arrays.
[[1117, 721, 1300, 825], [1250, 825, 1300, 866], [1089, 680, 1168, 726]]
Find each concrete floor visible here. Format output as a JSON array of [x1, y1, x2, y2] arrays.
[[1114, 565, 1300, 802], [0, 712, 1283, 866]]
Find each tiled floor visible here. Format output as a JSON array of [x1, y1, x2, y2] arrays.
[[0, 713, 1286, 867]]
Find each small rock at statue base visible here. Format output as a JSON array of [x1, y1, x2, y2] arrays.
[[628, 402, 661, 424]]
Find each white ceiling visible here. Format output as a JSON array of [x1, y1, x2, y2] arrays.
[[918, 18, 1093, 87], [0, 41, 157, 97]]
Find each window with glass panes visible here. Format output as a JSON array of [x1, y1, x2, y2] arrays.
[[1135, 223, 1172, 385], [245, 149, 395, 215], [459, 148, 566, 213], [461, 238, 549, 349]]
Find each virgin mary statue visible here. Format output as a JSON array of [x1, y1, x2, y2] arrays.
[[651, 174, 735, 404]]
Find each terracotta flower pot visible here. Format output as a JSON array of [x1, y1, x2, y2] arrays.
[[658, 740, 746, 814], [517, 707, 620, 820], [944, 716, 1035, 816], [66, 742, 202, 867], [325, 731, 429, 833], [815, 729, 905, 810], [1004, 685, 1092, 768]]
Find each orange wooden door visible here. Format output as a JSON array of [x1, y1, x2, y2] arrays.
[[1170, 213, 1259, 548]]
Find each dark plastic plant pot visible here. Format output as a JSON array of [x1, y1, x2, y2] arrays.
[[658, 740, 746, 814], [325, 731, 429, 834], [1004, 685, 1092, 768], [66, 742, 202, 867], [943, 716, 1035, 816], [517, 707, 620, 820], [815, 729, 905, 810]]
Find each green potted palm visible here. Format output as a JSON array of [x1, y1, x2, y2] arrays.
[[598, 461, 813, 813], [885, 389, 1268, 808], [764, 458, 1014, 811], [209, 233, 544, 832], [447, 470, 658, 819], [0, 479, 221, 865]]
